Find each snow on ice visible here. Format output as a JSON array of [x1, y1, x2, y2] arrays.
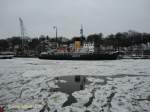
[[0, 58, 150, 112]]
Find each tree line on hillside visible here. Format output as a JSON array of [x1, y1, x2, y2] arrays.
[[0, 30, 150, 52]]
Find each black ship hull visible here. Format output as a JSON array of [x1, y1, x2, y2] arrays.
[[39, 52, 119, 60]]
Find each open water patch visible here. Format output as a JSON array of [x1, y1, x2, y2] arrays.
[[55, 75, 88, 107], [53, 75, 107, 107]]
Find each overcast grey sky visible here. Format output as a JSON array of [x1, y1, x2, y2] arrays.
[[0, 0, 150, 38]]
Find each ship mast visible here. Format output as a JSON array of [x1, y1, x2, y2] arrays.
[[80, 24, 84, 38], [80, 24, 84, 45]]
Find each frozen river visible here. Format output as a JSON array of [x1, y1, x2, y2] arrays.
[[0, 58, 150, 112]]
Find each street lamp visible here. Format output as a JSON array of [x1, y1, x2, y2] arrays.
[[53, 26, 58, 48]]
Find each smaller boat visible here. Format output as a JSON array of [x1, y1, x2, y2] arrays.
[[0, 52, 15, 59], [142, 55, 150, 59], [142, 48, 150, 59]]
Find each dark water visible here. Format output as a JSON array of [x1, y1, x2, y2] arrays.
[[55, 75, 88, 107], [54, 75, 107, 107]]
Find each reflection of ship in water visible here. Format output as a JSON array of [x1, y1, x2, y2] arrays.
[[55, 75, 88, 107], [74, 75, 86, 90]]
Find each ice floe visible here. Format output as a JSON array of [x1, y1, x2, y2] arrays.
[[0, 58, 150, 112]]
